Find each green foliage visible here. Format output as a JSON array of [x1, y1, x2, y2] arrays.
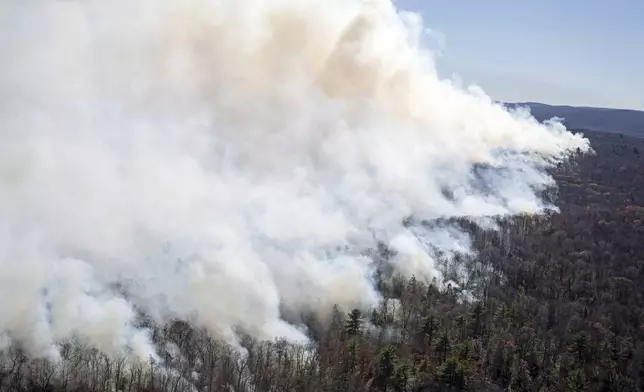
[[421, 314, 439, 346], [438, 357, 469, 391], [374, 345, 398, 391], [569, 331, 591, 364], [470, 302, 484, 337], [510, 357, 532, 392], [566, 370, 588, 392], [437, 331, 451, 363], [345, 308, 363, 337], [391, 358, 412, 392]]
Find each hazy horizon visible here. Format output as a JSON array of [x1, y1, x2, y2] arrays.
[[398, 0, 644, 111]]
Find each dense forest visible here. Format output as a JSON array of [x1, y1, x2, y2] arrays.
[[2, 128, 644, 392]]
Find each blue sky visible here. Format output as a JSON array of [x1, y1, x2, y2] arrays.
[[397, 0, 644, 110]]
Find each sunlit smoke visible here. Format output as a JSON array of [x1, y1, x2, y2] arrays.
[[0, 0, 589, 358]]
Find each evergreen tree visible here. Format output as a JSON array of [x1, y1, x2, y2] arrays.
[[570, 332, 590, 364], [345, 309, 363, 337], [566, 370, 588, 392], [439, 357, 468, 391], [437, 331, 451, 363], [375, 345, 397, 391]]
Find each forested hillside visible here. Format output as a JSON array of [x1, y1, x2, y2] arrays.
[[2, 128, 644, 392]]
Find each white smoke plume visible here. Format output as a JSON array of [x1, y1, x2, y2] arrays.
[[0, 0, 589, 359]]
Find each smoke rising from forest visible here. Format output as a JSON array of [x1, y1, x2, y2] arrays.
[[0, 0, 589, 359]]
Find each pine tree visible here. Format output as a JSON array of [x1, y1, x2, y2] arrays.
[[510, 357, 532, 392], [566, 370, 588, 392], [439, 357, 468, 391], [375, 345, 397, 391], [391, 358, 412, 392], [437, 331, 451, 363], [421, 314, 438, 349], [570, 332, 590, 364], [470, 302, 484, 337], [345, 309, 363, 337]]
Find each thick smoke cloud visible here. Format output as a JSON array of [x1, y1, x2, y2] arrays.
[[0, 0, 589, 359]]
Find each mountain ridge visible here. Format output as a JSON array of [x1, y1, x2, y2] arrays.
[[502, 101, 644, 136]]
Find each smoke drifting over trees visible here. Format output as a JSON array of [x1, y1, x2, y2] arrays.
[[1, 0, 588, 381]]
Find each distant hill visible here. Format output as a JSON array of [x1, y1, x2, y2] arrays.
[[503, 102, 644, 137]]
